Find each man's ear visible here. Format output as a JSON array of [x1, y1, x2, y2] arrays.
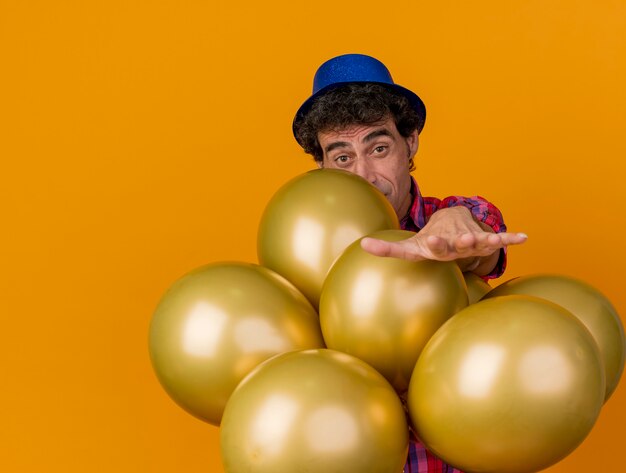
[[316, 159, 324, 169], [406, 130, 419, 158]]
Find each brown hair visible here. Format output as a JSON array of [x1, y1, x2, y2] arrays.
[[293, 83, 422, 171]]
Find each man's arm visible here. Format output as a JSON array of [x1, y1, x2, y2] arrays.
[[361, 206, 527, 276]]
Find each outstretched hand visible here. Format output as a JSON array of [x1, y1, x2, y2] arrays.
[[361, 206, 527, 275]]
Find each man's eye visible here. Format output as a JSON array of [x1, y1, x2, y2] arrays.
[[335, 155, 350, 163], [374, 146, 387, 153]]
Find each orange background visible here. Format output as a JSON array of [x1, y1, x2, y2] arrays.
[[1, 0, 625, 471]]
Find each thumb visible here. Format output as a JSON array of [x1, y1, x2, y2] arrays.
[[360, 237, 426, 261]]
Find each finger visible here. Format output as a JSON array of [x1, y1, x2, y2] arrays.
[[475, 232, 527, 252], [360, 237, 427, 261], [475, 232, 501, 252], [425, 235, 451, 258], [469, 232, 512, 256], [504, 232, 528, 245], [491, 232, 528, 247], [454, 233, 477, 252], [452, 233, 495, 258], [486, 233, 502, 246], [360, 237, 393, 257]]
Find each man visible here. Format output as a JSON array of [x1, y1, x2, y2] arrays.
[[293, 53, 526, 280], [292, 54, 527, 472]]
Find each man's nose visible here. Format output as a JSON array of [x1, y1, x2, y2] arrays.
[[353, 159, 376, 184]]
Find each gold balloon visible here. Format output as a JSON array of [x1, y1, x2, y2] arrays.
[[319, 230, 468, 393], [258, 169, 399, 308], [463, 271, 491, 304], [408, 295, 605, 473], [484, 274, 625, 401], [149, 262, 324, 425], [220, 349, 409, 473]]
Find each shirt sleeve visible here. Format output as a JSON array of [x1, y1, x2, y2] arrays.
[[436, 195, 508, 279]]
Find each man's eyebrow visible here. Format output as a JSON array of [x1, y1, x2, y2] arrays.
[[324, 128, 393, 154], [324, 141, 351, 154]]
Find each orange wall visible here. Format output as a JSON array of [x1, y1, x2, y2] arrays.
[[1, 1, 624, 471]]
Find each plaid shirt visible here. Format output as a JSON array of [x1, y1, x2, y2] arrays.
[[400, 177, 507, 280], [401, 178, 507, 473], [404, 441, 461, 473]]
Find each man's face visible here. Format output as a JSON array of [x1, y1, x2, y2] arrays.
[[317, 116, 419, 219]]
